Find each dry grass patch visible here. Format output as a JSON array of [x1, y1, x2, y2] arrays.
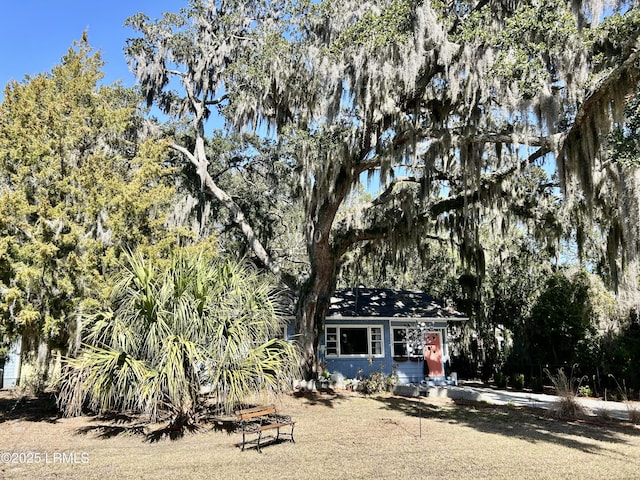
[[1, 389, 640, 479], [627, 405, 640, 424]]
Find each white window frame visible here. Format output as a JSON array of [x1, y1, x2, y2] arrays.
[[391, 326, 424, 359], [278, 325, 287, 340], [325, 325, 384, 358]]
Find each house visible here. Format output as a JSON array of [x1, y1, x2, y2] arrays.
[[2, 288, 466, 390], [1, 337, 21, 389], [318, 288, 468, 385]]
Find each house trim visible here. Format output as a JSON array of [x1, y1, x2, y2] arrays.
[[324, 323, 385, 359], [326, 316, 466, 322]]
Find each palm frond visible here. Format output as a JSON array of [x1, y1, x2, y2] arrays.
[[57, 249, 301, 423]]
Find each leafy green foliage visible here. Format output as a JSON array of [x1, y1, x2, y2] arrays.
[[597, 313, 640, 395], [357, 364, 398, 394], [587, 9, 640, 74], [57, 250, 300, 425], [609, 87, 640, 168], [577, 384, 593, 397], [511, 373, 525, 390], [496, 266, 618, 384], [494, 371, 509, 389], [526, 270, 596, 367], [450, 0, 578, 98], [0, 36, 178, 363], [529, 376, 545, 393], [330, 0, 414, 53]]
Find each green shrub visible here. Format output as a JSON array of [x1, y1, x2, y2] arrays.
[[494, 372, 509, 389], [358, 371, 387, 394], [578, 385, 593, 397], [530, 376, 545, 393], [357, 365, 398, 395], [512, 373, 525, 390]]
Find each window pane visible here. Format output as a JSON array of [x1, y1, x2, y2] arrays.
[[340, 328, 368, 355], [393, 329, 406, 342], [326, 327, 338, 355], [393, 342, 408, 356], [392, 328, 407, 356], [326, 327, 337, 341], [371, 327, 382, 355], [408, 328, 423, 357]]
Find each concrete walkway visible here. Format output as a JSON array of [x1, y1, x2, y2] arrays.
[[427, 384, 639, 421]]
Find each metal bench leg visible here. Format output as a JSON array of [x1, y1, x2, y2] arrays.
[[241, 431, 247, 451], [290, 424, 295, 443], [257, 431, 263, 453]]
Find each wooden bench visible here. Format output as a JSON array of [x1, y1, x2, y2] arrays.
[[235, 404, 295, 452]]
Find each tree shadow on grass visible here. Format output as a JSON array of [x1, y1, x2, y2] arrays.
[[75, 423, 147, 440], [0, 390, 240, 442], [93, 411, 138, 424], [75, 420, 202, 442], [76, 406, 234, 442], [290, 388, 349, 408], [144, 423, 201, 442], [197, 408, 238, 436], [0, 391, 60, 423], [374, 395, 640, 455]]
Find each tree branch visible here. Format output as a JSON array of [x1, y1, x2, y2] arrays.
[[205, 93, 229, 106], [170, 142, 287, 281], [566, 46, 640, 145], [334, 142, 552, 256]]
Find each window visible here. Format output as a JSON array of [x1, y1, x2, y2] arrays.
[[275, 326, 287, 340], [392, 327, 423, 359], [325, 326, 383, 357]]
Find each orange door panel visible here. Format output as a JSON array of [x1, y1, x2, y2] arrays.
[[424, 332, 443, 377]]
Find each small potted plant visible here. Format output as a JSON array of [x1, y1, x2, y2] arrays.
[[318, 369, 332, 390]]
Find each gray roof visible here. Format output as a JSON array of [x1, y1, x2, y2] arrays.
[[326, 288, 468, 319]]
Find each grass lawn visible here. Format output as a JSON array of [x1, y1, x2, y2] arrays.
[[1, 388, 640, 480]]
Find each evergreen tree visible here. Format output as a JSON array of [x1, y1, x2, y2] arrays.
[[0, 36, 178, 383]]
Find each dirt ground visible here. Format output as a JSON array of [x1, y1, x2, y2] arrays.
[[1, 388, 640, 480]]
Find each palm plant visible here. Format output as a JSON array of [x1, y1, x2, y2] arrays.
[[56, 250, 300, 428]]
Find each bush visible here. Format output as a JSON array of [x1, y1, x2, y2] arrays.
[[357, 365, 398, 395], [358, 372, 387, 394], [57, 252, 301, 427], [530, 376, 545, 393], [578, 385, 593, 397], [494, 372, 509, 389], [512, 373, 525, 390]]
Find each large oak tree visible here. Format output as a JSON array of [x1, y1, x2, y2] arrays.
[[125, 0, 640, 377]]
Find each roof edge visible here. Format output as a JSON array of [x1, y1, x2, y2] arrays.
[[325, 316, 469, 322]]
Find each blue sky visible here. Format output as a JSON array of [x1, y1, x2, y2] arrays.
[[1, 1, 183, 95]]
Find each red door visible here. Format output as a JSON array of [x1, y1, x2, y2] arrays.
[[424, 332, 443, 377]]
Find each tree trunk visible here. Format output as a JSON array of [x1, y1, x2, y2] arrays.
[[294, 167, 352, 379], [295, 257, 339, 380]]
